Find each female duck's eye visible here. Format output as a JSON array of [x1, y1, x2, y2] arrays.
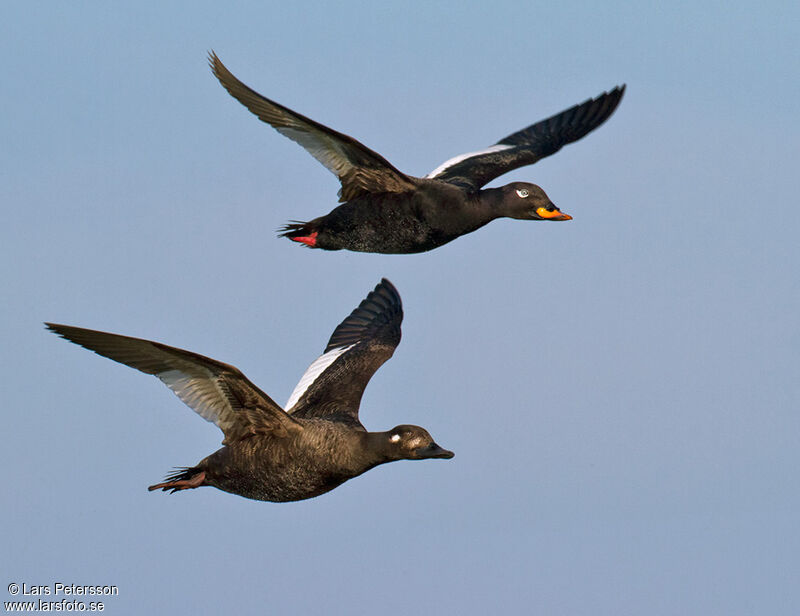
[[516, 188, 529, 198]]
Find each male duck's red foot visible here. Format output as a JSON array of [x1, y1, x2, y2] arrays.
[[289, 231, 318, 247], [148, 470, 206, 493]]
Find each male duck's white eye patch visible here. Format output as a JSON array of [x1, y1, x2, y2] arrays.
[[516, 188, 529, 198], [390, 434, 401, 443]]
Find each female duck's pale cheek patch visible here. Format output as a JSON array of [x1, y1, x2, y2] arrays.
[[390, 434, 401, 443]]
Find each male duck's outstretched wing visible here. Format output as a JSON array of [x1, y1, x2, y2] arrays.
[[210, 52, 417, 202], [285, 279, 402, 425], [46, 323, 301, 444], [426, 85, 625, 190]]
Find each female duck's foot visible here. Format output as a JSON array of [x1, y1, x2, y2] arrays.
[[148, 470, 206, 493]]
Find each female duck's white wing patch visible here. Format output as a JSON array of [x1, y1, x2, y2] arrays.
[[425, 144, 514, 179], [285, 343, 356, 412], [286, 279, 402, 423]]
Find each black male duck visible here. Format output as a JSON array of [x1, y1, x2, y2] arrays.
[[210, 52, 625, 254], [46, 279, 452, 502]]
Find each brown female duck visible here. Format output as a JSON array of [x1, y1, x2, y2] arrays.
[[46, 279, 452, 502]]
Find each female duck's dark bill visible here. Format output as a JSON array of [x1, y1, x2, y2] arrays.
[[417, 443, 455, 459]]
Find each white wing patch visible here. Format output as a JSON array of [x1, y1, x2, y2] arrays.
[[425, 144, 514, 179], [158, 368, 232, 428], [285, 343, 356, 412]]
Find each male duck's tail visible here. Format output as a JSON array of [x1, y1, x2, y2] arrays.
[[278, 221, 320, 248]]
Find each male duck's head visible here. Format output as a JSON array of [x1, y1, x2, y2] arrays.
[[500, 182, 572, 221]]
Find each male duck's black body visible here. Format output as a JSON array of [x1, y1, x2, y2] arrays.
[[46, 280, 453, 503], [296, 181, 540, 254], [210, 52, 625, 254]]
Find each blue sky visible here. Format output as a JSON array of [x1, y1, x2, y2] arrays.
[[3, 1, 799, 614]]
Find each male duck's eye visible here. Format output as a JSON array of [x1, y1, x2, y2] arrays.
[[516, 188, 529, 198]]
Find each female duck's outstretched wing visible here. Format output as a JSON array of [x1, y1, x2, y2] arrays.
[[210, 52, 417, 202], [45, 323, 301, 444], [285, 279, 402, 426], [426, 85, 625, 190]]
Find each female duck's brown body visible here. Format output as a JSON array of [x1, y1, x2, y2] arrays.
[[210, 52, 625, 254], [192, 424, 411, 502], [47, 280, 453, 503]]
